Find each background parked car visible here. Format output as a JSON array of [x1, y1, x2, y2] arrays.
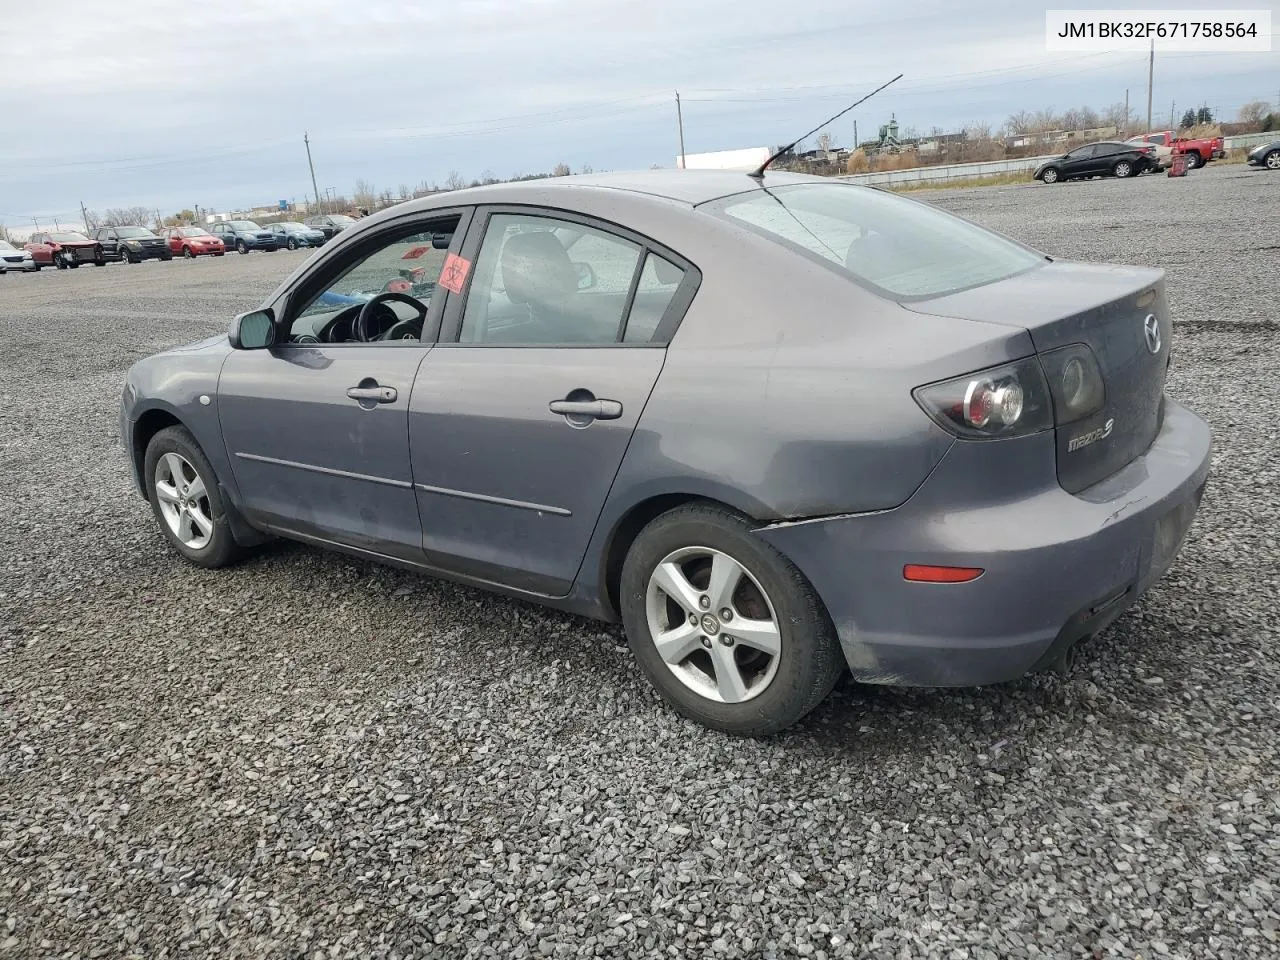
[[165, 227, 226, 258], [303, 213, 356, 240], [95, 225, 173, 263], [0, 239, 38, 272], [1126, 129, 1225, 169], [267, 221, 327, 250], [1124, 134, 1173, 170], [25, 230, 104, 268], [210, 220, 279, 254], [1247, 139, 1280, 170], [1033, 141, 1156, 183]]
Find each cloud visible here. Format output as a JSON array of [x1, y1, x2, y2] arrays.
[[0, 0, 1274, 219]]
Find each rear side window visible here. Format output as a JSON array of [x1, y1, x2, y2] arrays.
[[625, 252, 685, 343], [705, 183, 1043, 300]]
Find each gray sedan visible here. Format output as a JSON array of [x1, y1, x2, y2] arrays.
[[119, 170, 1212, 735]]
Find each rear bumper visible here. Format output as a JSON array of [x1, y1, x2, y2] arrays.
[[756, 397, 1212, 687]]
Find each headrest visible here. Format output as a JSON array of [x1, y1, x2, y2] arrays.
[[500, 230, 577, 306]]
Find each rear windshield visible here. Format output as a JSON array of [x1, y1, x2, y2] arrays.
[[705, 182, 1044, 300]]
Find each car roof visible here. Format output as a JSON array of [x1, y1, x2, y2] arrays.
[[395, 169, 825, 214]]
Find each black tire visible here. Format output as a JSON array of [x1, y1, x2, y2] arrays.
[[161, 254, 173, 262], [215, 251, 226, 257], [1183, 152, 1200, 170], [55, 253, 67, 269], [183, 246, 194, 258], [143, 425, 244, 569], [237, 240, 249, 254], [287, 238, 298, 251], [69, 260, 79, 269], [1040, 167, 1060, 184], [120, 249, 133, 264], [1265, 150, 1280, 171], [619, 502, 845, 736], [1113, 160, 1134, 178]]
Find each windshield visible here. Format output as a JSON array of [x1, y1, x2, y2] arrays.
[[0, 240, 15, 251], [50, 232, 89, 243], [228, 221, 260, 231], [277, 223, 305, 231], [116, 227, 154, 238], [705, 183, 1044, 300], [179, 228, 211, 237]]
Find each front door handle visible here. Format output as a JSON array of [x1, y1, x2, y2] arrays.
[[347, 385, 398, 403], [549, 398, 623, 420]]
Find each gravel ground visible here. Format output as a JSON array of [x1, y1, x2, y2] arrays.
[[2, 164, 1279, 960]]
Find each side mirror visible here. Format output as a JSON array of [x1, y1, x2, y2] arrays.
[[229, 309, 276, 350], [573, 261, 597, 291]]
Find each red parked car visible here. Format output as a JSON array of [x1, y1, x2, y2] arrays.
[[25, 231, 105, 269], [1127, 130, 1226, 169], [165, 227, 227, 258]]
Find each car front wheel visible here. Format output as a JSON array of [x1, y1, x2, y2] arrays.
[[1183, 152, 1200, 170], [144, 425, 243, 568], [619, 503, 845, 736], [237, 240, 249, 254], [1040, 167, 1059, 184]]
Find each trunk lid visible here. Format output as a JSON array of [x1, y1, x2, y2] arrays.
[[906, 260, 1171, 494]]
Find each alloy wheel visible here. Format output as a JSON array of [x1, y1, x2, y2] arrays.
[[1266, 151, 1280, 170], [1042, 168, 1058, 183], [1115, 161, 1132, 178], [153, 452, 213, 550], [645, 546, 782, 704]]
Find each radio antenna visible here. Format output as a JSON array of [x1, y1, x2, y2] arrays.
[[747, 73, 904, 180]]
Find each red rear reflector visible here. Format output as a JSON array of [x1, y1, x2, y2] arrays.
[[903, 564, 985, 583]]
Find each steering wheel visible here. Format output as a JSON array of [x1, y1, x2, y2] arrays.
[[354, 292, 428, 342]]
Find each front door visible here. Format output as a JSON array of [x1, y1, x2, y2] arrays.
[[410, 209, 697, 596], [217, 212, 467, 561]]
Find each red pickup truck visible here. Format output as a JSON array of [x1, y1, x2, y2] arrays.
[[1126, 130, 1226, 169]]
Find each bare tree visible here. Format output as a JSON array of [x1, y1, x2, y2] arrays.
[[443, 170, 467, 191], [966, 121, 993, 141], [1238, 100, 1271, 127], [1101, 101, 1135, 133], [551, 162, 571, 177], [1078, 106, 1100, 129], [1005, 111, 1033, 135], [353, 179, 378, 209], [102, 206, 155, 227], [0, 223, 12, 243], [1031, 108, 1059, 132]]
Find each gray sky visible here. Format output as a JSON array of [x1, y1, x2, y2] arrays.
[[1, 0, 1275, 229]]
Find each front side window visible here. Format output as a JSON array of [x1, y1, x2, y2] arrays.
[[706, 183, 1043, 300], [459, 213, 642, 345], [288, 218, 459, 341]]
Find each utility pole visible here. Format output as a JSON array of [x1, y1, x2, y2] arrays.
[[675, 91, 687, 169], [1123, 89, 1129, 136], [303, 132, 321, 213], [853, 119, 858, 149], [1152, 39, 1162, 135], [80, 201, 90, 233], [1170, 100, 1176, 131]]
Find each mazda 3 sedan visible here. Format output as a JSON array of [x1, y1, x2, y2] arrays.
[[119, 170, 1211, 735]]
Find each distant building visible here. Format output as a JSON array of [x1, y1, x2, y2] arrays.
[[677, 146, 775, 170]]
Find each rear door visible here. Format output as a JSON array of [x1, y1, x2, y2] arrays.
[[410, 207, 700, 596]]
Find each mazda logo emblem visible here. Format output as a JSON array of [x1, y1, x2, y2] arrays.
[[1143, 314, 1162, 355]]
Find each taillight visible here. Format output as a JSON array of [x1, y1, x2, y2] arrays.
[[913, 358, 1053, 440], [1038, 344, 1106, 424]]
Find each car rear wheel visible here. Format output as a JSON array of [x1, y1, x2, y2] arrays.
[[1113, 160, 1134, 178], [1041, 167, 1060, 184], [619, 503, 845, 736], [144, 425, 243, 569]]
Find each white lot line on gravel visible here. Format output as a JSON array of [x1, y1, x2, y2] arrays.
[[2, 166, 1278, 959]]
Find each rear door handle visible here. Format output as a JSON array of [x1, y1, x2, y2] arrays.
[[549, 399, 623, 420], [347, 385, 398, 403]]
